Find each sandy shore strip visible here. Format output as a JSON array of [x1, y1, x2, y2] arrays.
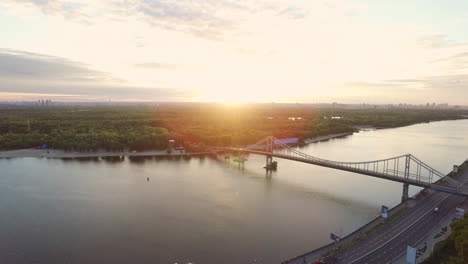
[[304, 132, 354, 145], [0, 149, 213, 159]]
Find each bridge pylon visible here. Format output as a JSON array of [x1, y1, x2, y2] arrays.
[[401, 155, 411, 202], [402, 183, 409, 202], [265, 136, 277, 171]]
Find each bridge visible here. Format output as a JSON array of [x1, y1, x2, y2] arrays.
[[213, 136, 468, 201]]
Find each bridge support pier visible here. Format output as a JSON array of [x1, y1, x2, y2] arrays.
[[401, 183, 409, 202], [265, 155, 278, 171], [266, 155, 272, 166]]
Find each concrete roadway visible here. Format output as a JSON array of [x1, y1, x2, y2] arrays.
[[324, 170, 468, 264], [354, 194, 464, 264]]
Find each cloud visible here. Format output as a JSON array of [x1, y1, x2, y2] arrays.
[[342, 73, 468, 104], [0, 49, 192, 101], [276, 6, 309, 20], [4, 0, 239, 38], [3, 0, 356, 39], [0, 82, 190, 101], [135, 62, 176, 69], [450, 52, 468, 59], [433, 51, 468, 69], [7, 0, 89, 21], [423, 74, 468, 92], [134, 62, 197, 70], [0, 48, 114, 82]]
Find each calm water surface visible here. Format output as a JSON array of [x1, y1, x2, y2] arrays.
[[1, 120, 468, 264]]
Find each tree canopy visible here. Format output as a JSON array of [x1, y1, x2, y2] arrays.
[[0, 104, 466, 151]]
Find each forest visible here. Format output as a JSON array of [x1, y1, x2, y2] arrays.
[[0, 103, 467, 152]]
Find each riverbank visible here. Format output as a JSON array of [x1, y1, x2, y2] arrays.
[[0, 149, 214, 159], [0, 132, 356, 158], [304, 132, 354, 145], [303, 118, 468, 146]]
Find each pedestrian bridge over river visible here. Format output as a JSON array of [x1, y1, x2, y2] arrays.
[[212, 136, 468, 200]]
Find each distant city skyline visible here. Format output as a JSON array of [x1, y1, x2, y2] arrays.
[[5, 100, 467, 110], [1, 0, 468, 103]]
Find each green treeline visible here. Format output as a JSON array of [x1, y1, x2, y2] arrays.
[[424, 216, 468, 264], [0, 107, 169, 151], [0, 104, 466, 151]]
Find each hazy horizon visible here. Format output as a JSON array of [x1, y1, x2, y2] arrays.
[[1, 0, 468, 104], [1, 100, 467, 108]]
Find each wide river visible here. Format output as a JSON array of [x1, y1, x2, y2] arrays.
[[1, 120, 468, 264]]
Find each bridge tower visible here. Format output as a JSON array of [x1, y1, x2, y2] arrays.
[[265, 136, 275, 170], [401, 155, 410, 202]]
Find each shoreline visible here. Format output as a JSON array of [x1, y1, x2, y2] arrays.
[[0, 149, 214, 159], [303, 117, 468, 146], [303, 132, 354, 145], [0, 132, 356, 159]]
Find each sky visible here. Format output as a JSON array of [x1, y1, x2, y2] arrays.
[[0, 0, 468, 104]]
